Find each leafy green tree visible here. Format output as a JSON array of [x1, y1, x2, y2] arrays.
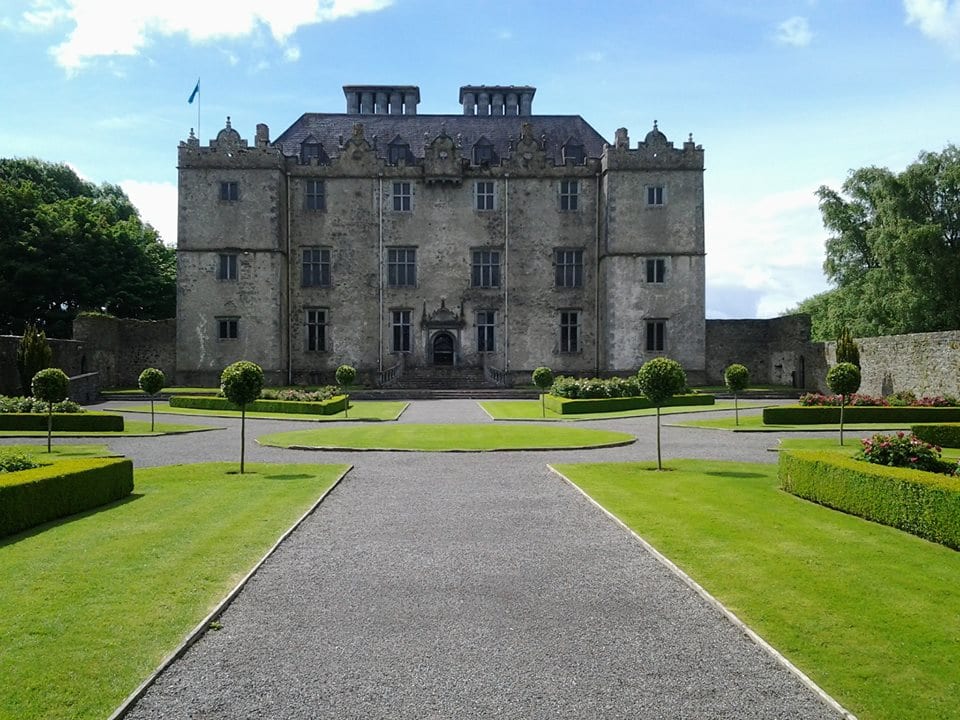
[[836, 327, 861, 369], [16, 322, 52, 395], [532, 366, 554, 418], [723, 363, 750, 426], [31, 367, 69, 453], [826, 362, 862, 446], [138, 367, 165, 433], [637, 357, 687, 470], [220, 361, 264, 473], [335, 364, 357, 418]]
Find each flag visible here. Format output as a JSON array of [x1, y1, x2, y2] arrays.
[[188, 79, 200, 104]]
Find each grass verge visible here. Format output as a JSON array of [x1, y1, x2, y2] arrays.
[[120, 400, 407, 422], [0, 420, 219, 437], [479, 399, 766, 421], [0, 461, 349, 720], [676, 413, 911, 432], [553, 459, 960, 720], [259, 423, 635, 451]]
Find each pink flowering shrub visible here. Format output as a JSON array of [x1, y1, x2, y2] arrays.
[[856, 431, 955, 474], [799, 392, 887, 406], [800, 392, 960, 408]]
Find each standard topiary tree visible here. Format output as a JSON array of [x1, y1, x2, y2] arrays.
[[335, 364, 357, 418], [220, 361, 264, 473], [17, 322, 53, 396], [723, 363, 750, 426], [637, 357, 687, 470], [138, 367, 165, 432], [532, 366, 554, 418], [836, 327, 861, 369], [826, 361, 861, 446], [31, 367, 69, 453]]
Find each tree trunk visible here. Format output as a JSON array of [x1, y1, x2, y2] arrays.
[[734, 392, 740, 426], [656, 406, 662, 470], [47, 407, 52, 453], [240, 406, 246, 473], [839, 396, 845, 446], [150, 398, 155, 433]]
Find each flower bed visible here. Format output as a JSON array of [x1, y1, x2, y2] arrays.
[[799, 392, 959, 407]]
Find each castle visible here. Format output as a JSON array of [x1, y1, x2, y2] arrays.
[[175, 84, 706, 386]]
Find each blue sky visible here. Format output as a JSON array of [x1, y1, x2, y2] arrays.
[[2, 0, 959, 319]]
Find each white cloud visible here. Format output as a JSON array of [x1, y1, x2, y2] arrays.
[[775, 16, 812, 47], [283, 44, 301, 62], [19, 0, 392, 70], [120, 180, 178, 245], [904, 0, 960, 53]]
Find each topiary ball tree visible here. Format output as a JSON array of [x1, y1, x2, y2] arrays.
[[532, 366, 554, 418], [138, 367, 165, 433], [31, 367, 69, 453], [637, 357, 687, 470], [335, 364, 357, 418], [826, 361, 861, 446], [220, 361, 264, 473], [723, 363, 750, 426]]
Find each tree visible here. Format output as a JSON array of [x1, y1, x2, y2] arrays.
[[335, 364, 357, 418], [16, 322, 52, 395], [826, 362, 862, 446], [532, 366, 554, 418], [31, 367, 69, 453], [138, 367, 165, 433], [637, 357, 687, 470], [723, 363, 750, 426], [220, 361, 263, 473], [836, 327, 861, 369]]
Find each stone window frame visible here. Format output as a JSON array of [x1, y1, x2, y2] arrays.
[[302, 247, 331, 287], [392, 181, 413, 212], [305, 179, 326, 211], [387, 247, 417, 287], [645, 318, 667, 352], [219, 181, 239, 202], [217, 253, 238, 281], [217, 316, 239, 341], [562, 143, 585, 165], [476, 309, 496, 353], [559, 309, 581, 354], [474, 180, 496, 211], [554, 248, 584, 289], [390, 308, 413, 353], [645, 257, 667, 284], [471, 248, 501, 289], [304, 307, 328, 353], [559, 179, 579, 212], [646, 184, 666, 207]]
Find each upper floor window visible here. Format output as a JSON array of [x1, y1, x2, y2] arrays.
[[555, 248, 583, 288], [391, 309, 412, 352], [392, 182, 412, 212], [302, 247, 331, 287], [219, 181, 239, 202], [560, 310, 580, 353], [305, 308, 327, 352], [300, 140, 328, 165], [562, 141, 585, 165], [477, 310, 496, 352], [387, 247, 416, 287], [217, 253, 238, 281], [388, 137, 411, 165], [217, 317, 239, 341], [471, 249, 501, 288], [475, 181, 495, 211], [647, 185, 665, 206], [646, 319, 666, 352], [305, 180, 326, 211], [559, 180, 579, 211], [646, 258, 666, 283], [473, 137, 496, 166]]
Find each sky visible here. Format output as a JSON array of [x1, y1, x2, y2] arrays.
[[1, 0, 959, 320]]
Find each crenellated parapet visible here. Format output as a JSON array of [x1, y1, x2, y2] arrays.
[[178, 117, 284, 170], [602, 122, 703, 171]]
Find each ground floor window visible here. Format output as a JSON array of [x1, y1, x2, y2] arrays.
[[560, 310, 580, 353], [217, 317, 239, 341], [646, 319, 666, 352], [476, 310, 496, 352], [391, 309, 412, 352], [305, 308, 327, 352]]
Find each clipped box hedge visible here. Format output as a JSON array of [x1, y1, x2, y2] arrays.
[[911, 424, 960, 449], [170, 394, 348, 416], [779, 449, 960, 549], [0, 456, 134, 537], [0, 412, 124, 432], [763, 405, 960, 425], [543, 393, 715, 415]]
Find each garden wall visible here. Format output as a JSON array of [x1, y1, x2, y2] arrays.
[[0, 335, 88, 396], [72, 316, 176, 389]]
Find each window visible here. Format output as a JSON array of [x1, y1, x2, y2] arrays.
[[392, 182, 412, 212], [477, 311, 496, 352], [555, 249, 583, 288], [302, 247, 331, 287], [560, 311, 580, 353], [471, 249, 501, 288], [217, 253, 238, 281], [647, 185, 665, 206], [305, 308, 327, 352], [562, 142, 584, 165], [305, 180, 325, 211], [219, 181, 239, 202], [473, 138, 495, 166], [300, 141, 328, 165], [646, 320, 666, 352], [391, 309, 412, 352], [475, 181, 495, 211], [387, 247, 416, 287], [646, 258, 666, 283], [388, 140, 410, 165], [217, 317, 239, 340], [559, 180, 579, 211]]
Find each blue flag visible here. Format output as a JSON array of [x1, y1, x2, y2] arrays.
[[188, 79, 199, 104]]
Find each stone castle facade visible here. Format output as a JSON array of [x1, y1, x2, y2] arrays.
[[176, 84, 706, 386]]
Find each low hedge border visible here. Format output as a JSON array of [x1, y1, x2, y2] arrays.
[[778, 449, 960, 549], [0, 412, 125, 432], [543, 393, 715, 415], [764, 405, 960, 425], [0, 456, 134, 537], [170, 395, 348, 416], [911, 424, 960, 449]]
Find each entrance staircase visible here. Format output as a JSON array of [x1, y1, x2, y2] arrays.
[[356, 365, 537, 400]]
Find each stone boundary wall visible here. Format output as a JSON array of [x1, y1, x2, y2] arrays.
[[0, 335, 88, 396], [73, 316, 176, 389]]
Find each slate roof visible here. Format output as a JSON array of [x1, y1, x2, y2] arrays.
[[273, 114, 609, 165]]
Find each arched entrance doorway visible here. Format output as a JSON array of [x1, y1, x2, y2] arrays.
[[432, 332, 454, 365]]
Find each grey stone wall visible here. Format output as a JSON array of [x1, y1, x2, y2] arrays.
[[0, 335, 88, 395], [73, 316, 176, 388]]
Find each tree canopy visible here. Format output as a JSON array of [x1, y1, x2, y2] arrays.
[[0, 158, 175, 337], [790, 145, 960, 340]]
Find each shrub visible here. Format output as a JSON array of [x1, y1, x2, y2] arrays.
[[532, 367, 554, 417], [887, 390, 917, 406], [764, 405, 960, 425], [548, 374, 645, 400], [0, 396, 83, 414], [0, 451, 41, 473], [0, 413, 124, 432], [836, 327, 861, 369], [138, 367, 166, 432], [637, 357, 687, 470], [261, 387, 340, 402], [856, 431, 952, 475], [170, 395, 346, 416], [724, 363, 750, 426], [826, 362, 862, 446], [220, 361, 264, 474], [335, 364, 357, 418], [912, 424, 960, 449], [32, 367, 70, 453], [16, 322, 52, 396]]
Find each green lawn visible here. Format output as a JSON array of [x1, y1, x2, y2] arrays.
[[0, 461, 349, 720], [553, 459, 960, 720], [0, 419, 219, 437], [259, 423, 635, 451], [676, 413, 911, 432], [122, 400, 407, 422], [479, 399, 768, 421]]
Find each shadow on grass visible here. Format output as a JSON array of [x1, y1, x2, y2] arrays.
[[702, 470, 771, 479], [0, 493, 145, 548]]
